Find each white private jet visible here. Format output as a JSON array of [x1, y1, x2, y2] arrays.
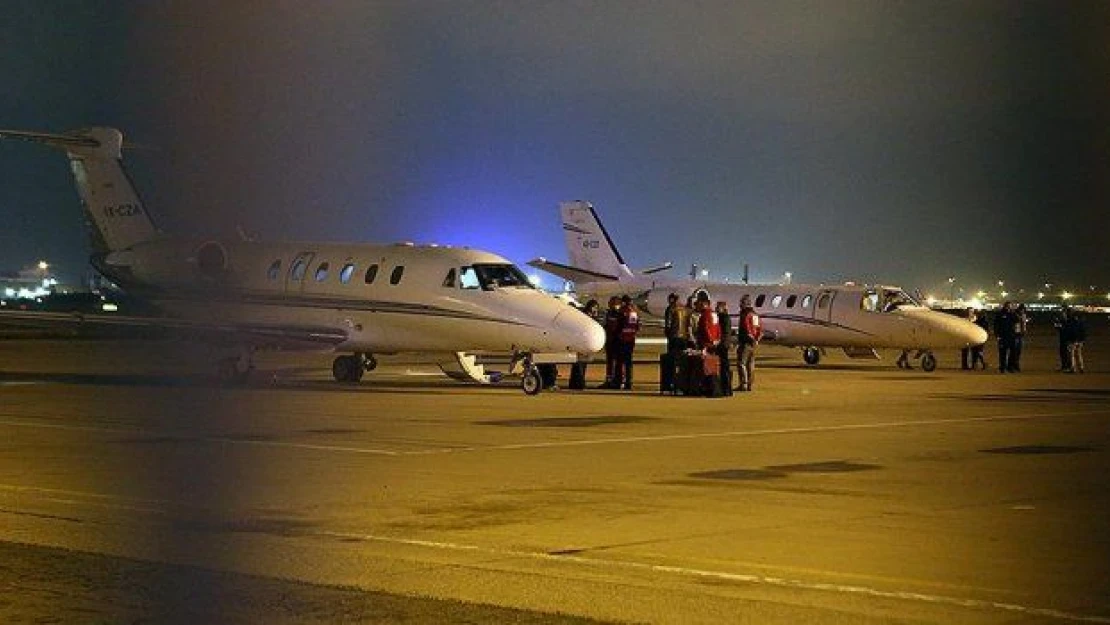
[[529, 201, 987, 371], [0, 127, 604, 393]]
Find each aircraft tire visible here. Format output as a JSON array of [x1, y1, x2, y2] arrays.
[[522, 368, 543, 395], [332, 355, 360, 383], [920, 352, 937, 372], [802, 347, 821, 366]]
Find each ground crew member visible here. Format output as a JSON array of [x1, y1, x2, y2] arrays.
[[736, 294, 762, 391], [602, 296, 623, 388], [613, 295, 640, 390]]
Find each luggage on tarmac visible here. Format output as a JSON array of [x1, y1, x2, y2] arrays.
[[659, 352, 676, 394], [672, 351, 723, 398], [702, 353, 720, 377]]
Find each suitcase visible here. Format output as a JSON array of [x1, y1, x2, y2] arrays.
[[679, 353, 705, 396], [702, 353, 721, 377], [702, 372, 723, 398], [659, 352, 676, 394]]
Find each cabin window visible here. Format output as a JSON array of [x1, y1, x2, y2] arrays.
[[801, 294, 812, 309], [390, 266, 405, 285], [786, 295, 797, 308], [290, 257, 309, 281], [817, 293, 831, 309], [460, 266, 480, 289], [754, 294, 766, 307], [364, 264, 379, 284], [339, 263, 355, 284], [314, 262, 330, 282], [267, 259, 282, 281], [442, 268, 457, 288], [771, 294, 783, 308]]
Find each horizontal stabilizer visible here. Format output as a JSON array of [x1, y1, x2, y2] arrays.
[[527, 257, 620, 283], [637, 262, 673, 275]]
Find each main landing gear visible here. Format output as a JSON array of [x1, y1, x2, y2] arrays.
[[332, 352, 377, 383], [802, 346, 822, 366], [897, 349, 937, 372]]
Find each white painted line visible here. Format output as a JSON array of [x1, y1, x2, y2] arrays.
[[317, 529, 1110, 624], [403, 409, 1110, 456]]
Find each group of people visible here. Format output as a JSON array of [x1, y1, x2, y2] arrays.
[[662, 292, 763, 394], [957, 303, 1088, 374]]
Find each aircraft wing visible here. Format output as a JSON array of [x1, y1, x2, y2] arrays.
[[0, 309, 349, 350], [527, 257, 620, 283]]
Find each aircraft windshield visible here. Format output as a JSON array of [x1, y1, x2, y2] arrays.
[[460, 263, 534, 290], [862, 288, 919, 312]]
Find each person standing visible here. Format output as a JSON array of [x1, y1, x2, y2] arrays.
[[613, 295, 641, 390], [961, 308, 976, 370], [971, 310, 990, 370], [715, 301, 733, 396], [1010, 304, 1028, 372], [736, 294, 763, 391], [1054, 306, 1072, 372], [569, 299, 600, 389], [601, 296, 623, 388], [663, 293, 685, 355], [1064, 310, 1086, 373], [994, 301, 1017, 373]]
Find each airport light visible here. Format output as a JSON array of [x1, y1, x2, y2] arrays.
[[1062, 291, 1073, 300], [37, 260, 49, 271], [1037, 292, 1045, 300], [976, 290, 986, 299], [1000, 291, 1009, 298]]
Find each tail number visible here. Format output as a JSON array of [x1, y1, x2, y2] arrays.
[[103, 203, 143, 217], [582, 240, 600, 249]]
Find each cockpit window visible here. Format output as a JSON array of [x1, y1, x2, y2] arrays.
[[458, 263, 534, 291], [442, 268, 457, 288], [881, 289, 917, 312], [861, 290, 879, 312]]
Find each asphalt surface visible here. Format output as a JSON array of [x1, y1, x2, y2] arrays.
[[0, 321, 1108, 624]]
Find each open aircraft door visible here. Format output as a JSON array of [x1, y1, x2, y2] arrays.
[[284, 251, 317, 295], [813, 289, 836, 324]]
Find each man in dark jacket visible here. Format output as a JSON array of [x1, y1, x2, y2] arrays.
[[993, 302, 1017, 373], [715, 301, 733, 396]]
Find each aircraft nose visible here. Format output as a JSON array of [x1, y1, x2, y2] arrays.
[[552, 310, 606, 354]]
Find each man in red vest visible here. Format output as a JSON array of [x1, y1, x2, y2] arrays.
[[736, 294, 763, 391]]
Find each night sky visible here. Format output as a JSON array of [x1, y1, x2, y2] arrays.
[[2, 2, 1107, 297]]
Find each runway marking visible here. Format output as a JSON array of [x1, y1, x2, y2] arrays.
[[0, 409, 1104, 458], [317, 529, 1110, 623]]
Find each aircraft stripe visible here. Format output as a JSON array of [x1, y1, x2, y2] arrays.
[[561, 223, 593, 235], [755, 313, 877, 337], [152, 291, 539, 328]]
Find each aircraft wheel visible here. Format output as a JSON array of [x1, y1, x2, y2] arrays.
[[332, 355, 360, 383], [802, 347, 821, 366], [920, 352, 937, 372], [522, 368, 543, 395]]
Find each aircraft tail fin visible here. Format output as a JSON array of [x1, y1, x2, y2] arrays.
[[559, 201, 635, 281], [0, 127, 158, 254]]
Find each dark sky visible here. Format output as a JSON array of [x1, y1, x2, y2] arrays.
[[2, 1, 1107, 298]]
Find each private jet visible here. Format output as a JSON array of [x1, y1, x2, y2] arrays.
[[530, 201, 987, 371], [0, 127, 604, 393]]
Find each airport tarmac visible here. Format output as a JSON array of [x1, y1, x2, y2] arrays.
[[1, 322, 1108, 624]]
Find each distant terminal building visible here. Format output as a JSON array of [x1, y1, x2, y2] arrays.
[[0, 265, 61, 301]]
